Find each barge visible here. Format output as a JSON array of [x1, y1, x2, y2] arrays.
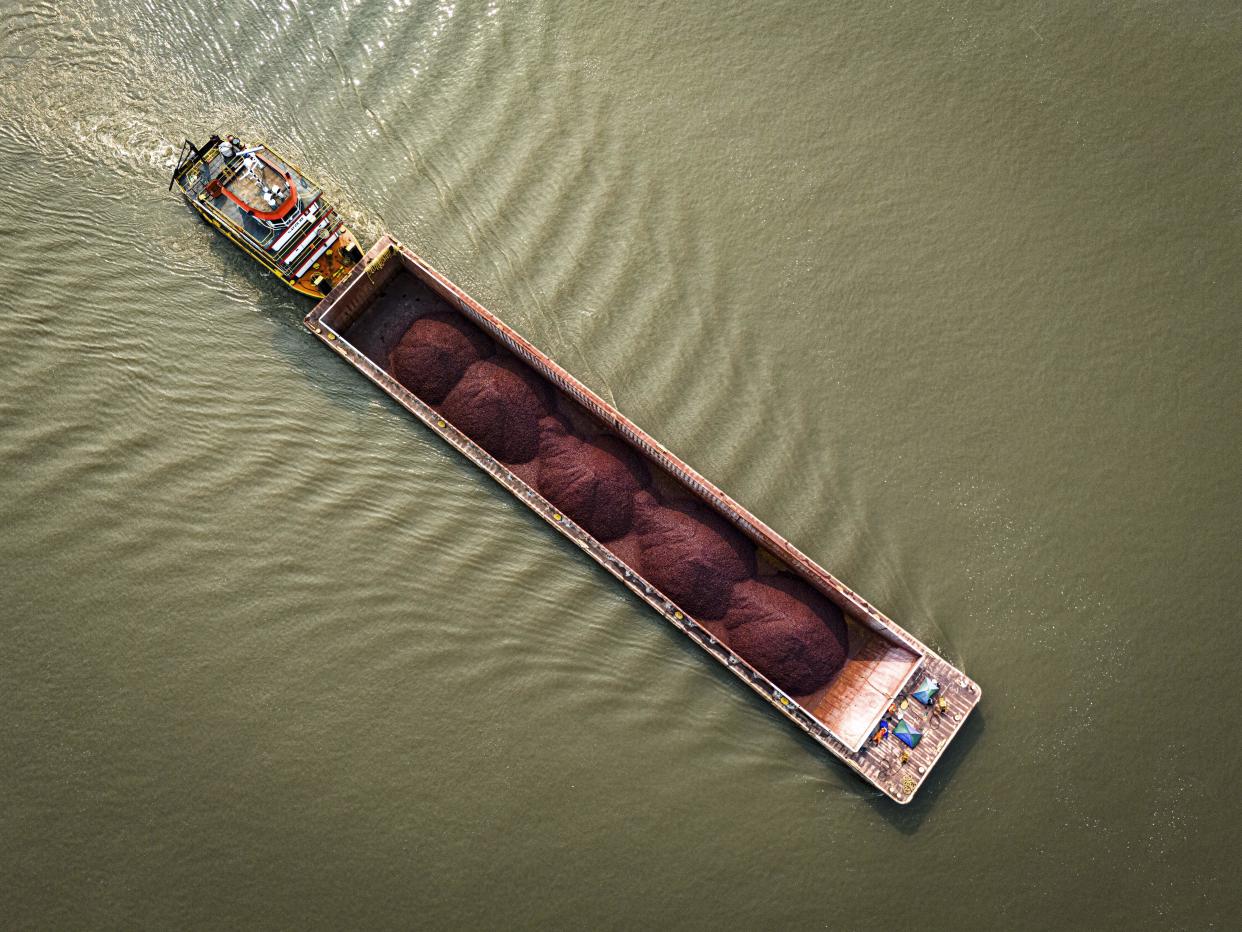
[[170, 134, 365, 297], [304, 235, 981, 803]]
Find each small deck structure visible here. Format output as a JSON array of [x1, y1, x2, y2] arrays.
[[170, 134, 363, 297]]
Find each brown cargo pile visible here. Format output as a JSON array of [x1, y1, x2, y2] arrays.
[[722, 576, 849, 695], [537, 417, 649, 541], [389, 311, 494, 403], [632, 491, 755, 620], [388, 310, 850, 695], [440, 358, 547, 464]]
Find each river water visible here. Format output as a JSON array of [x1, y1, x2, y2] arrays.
[[2, 1, 1239, 927]]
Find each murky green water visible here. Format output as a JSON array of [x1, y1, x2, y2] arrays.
[[2, 1, 1239, 927]]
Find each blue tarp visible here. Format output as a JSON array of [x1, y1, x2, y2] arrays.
[[912, 677, 940, 705], [894, 719, 923, 748]]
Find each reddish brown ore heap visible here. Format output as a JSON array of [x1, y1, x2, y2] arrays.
[[722, 576, 849, 695], [633, 491, 756, 620], [441, 358, 547, 463], [388, 310, 850, 695], [593, 434, 651, 490], [389, 311, 495, 403], [537, 419, 649, 541]]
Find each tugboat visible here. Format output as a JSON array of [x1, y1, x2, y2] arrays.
[[169, 133, 364, 297]]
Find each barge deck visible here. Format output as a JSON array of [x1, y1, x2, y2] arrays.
[[304, 235, 980, 803]]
